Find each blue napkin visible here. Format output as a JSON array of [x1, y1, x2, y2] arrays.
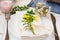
[[46, 2, 60, 14], [28, 0, 60, 14]]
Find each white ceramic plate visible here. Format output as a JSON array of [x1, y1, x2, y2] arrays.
[[8, 8, 53, 40]]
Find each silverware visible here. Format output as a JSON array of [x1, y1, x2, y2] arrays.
[[5, 13, 10, 40], [50, 13, 59, 40]]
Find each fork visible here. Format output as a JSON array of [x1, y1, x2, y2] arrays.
[[50, 13, 59, 40]]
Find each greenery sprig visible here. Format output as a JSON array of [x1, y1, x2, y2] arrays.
[[10, 5, 29, 15], [22, 10, 38, 34]]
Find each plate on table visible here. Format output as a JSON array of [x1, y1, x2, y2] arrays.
[[8, 8, 54, 40]]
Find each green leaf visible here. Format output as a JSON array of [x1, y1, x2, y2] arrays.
[[29, 27, 35, 34], [27, 10, 35, 15], [10, 5, 29, 15]]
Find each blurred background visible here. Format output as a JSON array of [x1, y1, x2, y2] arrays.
[[28, 0, 60, 14]]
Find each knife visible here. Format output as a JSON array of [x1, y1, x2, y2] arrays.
[[50, 13, 59, 40]]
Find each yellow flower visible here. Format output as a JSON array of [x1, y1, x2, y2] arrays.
[[23, 14, 29, 19], [33, 15, 38, 22]]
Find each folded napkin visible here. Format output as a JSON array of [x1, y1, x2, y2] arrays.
[[9, 10, 53, 38], [19, 11, 52, 35], [9, 7, 54, 40]]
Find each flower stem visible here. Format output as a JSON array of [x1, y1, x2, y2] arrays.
[[28, 22, 35, 34]]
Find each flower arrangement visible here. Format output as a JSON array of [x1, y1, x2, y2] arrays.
[[35, 3, 49, 17], [22, 10, 38, 34]]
